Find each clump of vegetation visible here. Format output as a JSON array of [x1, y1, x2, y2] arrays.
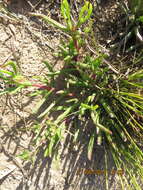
[[0, 1, 143, 189]]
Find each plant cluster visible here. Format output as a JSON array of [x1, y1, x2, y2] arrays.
[[0, 1, 143, 189]]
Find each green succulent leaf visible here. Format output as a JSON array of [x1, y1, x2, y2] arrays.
[[78, 1, 93, 27], [61, 0, 72, 30], [61, 0, 71, 21]]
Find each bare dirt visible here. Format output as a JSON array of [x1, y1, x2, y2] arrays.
[[0, 1, 127, 190]]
